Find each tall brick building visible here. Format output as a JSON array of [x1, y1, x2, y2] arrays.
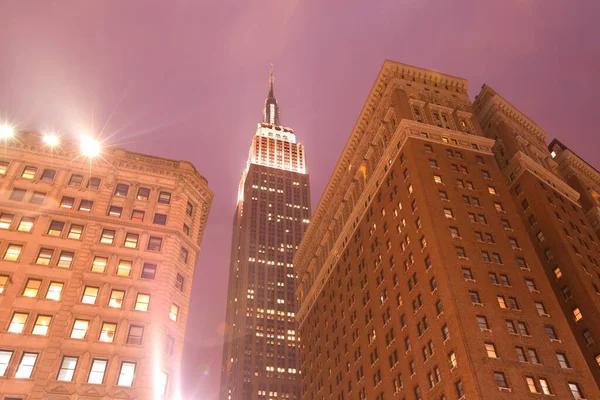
[[0, 131, 212, 399], [295, 61, 600, 399], [220, 73, 310, 400]]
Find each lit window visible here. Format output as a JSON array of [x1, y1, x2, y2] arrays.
[[158, 191, 171, 204], [81, 286, 99, 304], [526, 377, 538, 393], [40, 168, 56, 182], [68, 174, 83, 187], [117, 361, 136, 387], [109, 290, 125, 308], [141, 262, 157, 279], [57, 356, 78, 382], [4, 244, 23, 261], [67, 224, 83, 240], [107, 205, 123, 217], [117, 260, 132, 277], [17, 217, 34, 232], [47, 220, 65, 236], [30, 191, 46, 204], [91, 256, 108, 273], [485, 343, 498, 358], [60, 196, 75, 209], [0, 160, 9, 175], [127, 325, 144, 345], [9, 188, 26, 201], [573, 307, 583, 322], [131, 209, 144, 222], [153, 213, 167, 225], [15, 352, 37, 379], [147, 236, 162, 251], [35, 247, 53, 265], [99, 322, 117, 343], [170, 304, 179, 321], [0, 350, 13, 376], [88, 359, 107, 384], [539, 378, 552, 395], [114, 183, 129, 197], [70, 319, 89, 339], [124, 233, 139, 249], [448, 351, 457, 368], [568, 382, 584, 399], [0, 275, 8, 294], [186, 201, 194, 216], [488, 186, 497, 195], [57, 251, 74, 268], [78, 199, 93, 212], [32, 315, 51, 336], [46, 282, 63, 301], [135, 293, 150, 312], [0, 213, 14, 229], [8, 312, 28, 333], [100, 229, 115, 244], [22, 279, 42, 297], [21, 165, 37, 180], [136, 187, 150, 201], [553, 267, 562, 279], [433, 175, 443, 184], [87, 176, 101, 190], [443, 208, 454, 219]]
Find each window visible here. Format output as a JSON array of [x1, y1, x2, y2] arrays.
[[544, 325, 558, 341], [0, 275, 8, 294], [433, 175, 443, 184], [180, 247, 189, 263], [0, 160, 9, 175], [153, 213, 167, 225], [158, 191, 171, 204], [526, 377, 538, 394], [0, 350, 13, 376], [485, 343, 498, 358], [17, 217, 34, 232], [79, 199, 93, 212], [30, 191, 46, 204], [476, 315, 490, 331], [556, 352, 571, 369], [147, 236, 163, 251], [517, 321, 529, 336], [57, 356, 78, 382], [525, 278, 538, 292], [22, 279, 42, 297], [136, 187, 150, 201], [539, 378, 552, 395], [40, 168, 56, 182], [15, 352, 37, 379], [497, 295, 507, 309], [124, 233, 139, 249], [516, 347, 527, 362], [528, 348, 540, 364], [0, 213, 14, 229], [60, 196, 75, 209], [35, 247, 53, 265], [449, 226, 460, 238], [109, 290, 125, 309], [8, 312, 28, 333], [494, 371, 509, 389], [21, 165, 37, 180], [32, 315, 51, 335], [70, 319, 89, 339], [68, 174, 83, 187], [117, 361, 136, 387], [4, 244, 23, 261], [99, 322, 117, 343], [175, 273, 184, 291], [100, 229, 115, 244], [81, 286, 99, 304], [57, 251, 74, 268], [107, 205, 123, 217], [573, 307, 583, 322], [488, 186, 497, 195], [46, 282, 63, 301], [443, 208, 454, 219], [141, 262, 157, 279], [88, 359, 107, 384], [456, 246, 467, 258], [535, 302, 549, 316], [9, 188, 26, 201], [117, 260, 132, 277], [127, 325, 144, 345], [47, 220, 64, 236], [114, 183, 129, 197], [91, 256, 108, 273], [568, 382, 584, 399], [135, 293, 150, 312], [87, 176, 101, 190], [170, 304, 179, 321], [67, 224, 83, 240], [131, 209, 144, 222], [186, 201, 194, 216], [469, 290, 481, 304]]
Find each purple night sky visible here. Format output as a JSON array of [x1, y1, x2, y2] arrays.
[[1, 1, 599, 398]]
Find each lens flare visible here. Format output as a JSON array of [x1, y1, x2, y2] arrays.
[[42, 132, 60, 147], [80, 135, 102, 158], [0, 124, 15, 140]]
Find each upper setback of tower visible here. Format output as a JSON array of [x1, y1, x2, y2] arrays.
[[294, 60, 493, 321]]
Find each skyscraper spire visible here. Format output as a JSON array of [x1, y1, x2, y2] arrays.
[[264, 65, 281, 126]]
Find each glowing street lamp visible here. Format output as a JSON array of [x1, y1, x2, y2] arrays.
[[80, 135, 102, 158], [42, 132, 60, 147], [0, 124, 15, 140]]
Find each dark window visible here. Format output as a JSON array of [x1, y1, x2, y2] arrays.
[[147, 236, 162, 251], [40, 169, 56, 182], [158, 191, 171, 204], [136, 187, 150, 201], [153, 213, 167, 225], [114, 183, 129, 197], [141, 263, 157, 279]]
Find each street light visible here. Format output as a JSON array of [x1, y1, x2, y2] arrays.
[[80, 135, 102, 158], [42, 132, 60, 147], [0, 124, 15, 140]]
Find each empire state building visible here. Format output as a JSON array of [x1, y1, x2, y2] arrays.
[[220, 72, 310, 400]]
